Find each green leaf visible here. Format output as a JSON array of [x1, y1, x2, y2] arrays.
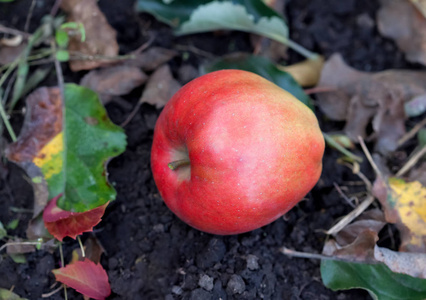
[[56, 50, 70, 62], [0, 288, 27, 300], [321, 260, 426, 300], [202, 53, 313, 109], [418, 128, 426, 147], [0, 221, 6, 239], [6, 219, 19, 230], [137, 0, 287, 40], [137, 0, 316, 59], [0, 0, 15, 2], [55, 29, 69, 48], [6, 85, 127, 212]]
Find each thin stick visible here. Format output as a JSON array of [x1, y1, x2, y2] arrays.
[[24, 0, 37, 33], [357, 136, 384, 180], [325, 195, 375, 235], [398, 117, 426, 147], [50, 0, 63, 16], [0, 241, 40, 252], [0, 25, 31, 39], [396, 145, 426, 178], [280, 247, 379, 264], [41, 285, 63, 298], [333, 182, 356, 208], [59, 243, 68, 300]]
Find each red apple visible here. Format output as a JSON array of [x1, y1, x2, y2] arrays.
[[151, 70, 324, 235]]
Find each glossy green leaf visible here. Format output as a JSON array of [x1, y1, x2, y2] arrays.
[[203, 54, 313, 109], [321, 260, 426, 300], [137, 0, 282, 27], [137, 0, 316, 59]]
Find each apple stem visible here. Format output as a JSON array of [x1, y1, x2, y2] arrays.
[[168, 159, 190, 170]]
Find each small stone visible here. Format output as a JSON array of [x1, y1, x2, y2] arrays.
[[246, 254, 259, 271], [153, 224, 164, 233], [171, 285, 183, 295], [226, 274, 246, 295], [199, 274, 214, 291]]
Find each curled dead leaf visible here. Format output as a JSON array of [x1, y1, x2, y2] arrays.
[[317, 54, 426, 153], [60, 0, 119, 71], [374, 246, 426, 279], [378, 0, 426, 65], [140, 64, 181, 108], [125, 47, 178, 71], [80, 65, 147, 103]]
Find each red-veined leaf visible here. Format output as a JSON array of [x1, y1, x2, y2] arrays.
[[43, 195, 108, 241], [52, 258, 111, 300]]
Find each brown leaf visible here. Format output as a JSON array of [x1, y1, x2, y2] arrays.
[[334, 209, 386, 246], [373, 177, 426, 252], [80, 65, 147, 103], [374, 246, 426, 279], [317, 54, 426, 153], [60, 0, 119, 71], [378, 0, 426, 65], [323, 230, 379, 262], [322, 209, 386, 262], [125, 47, 178, 71], [0, 43, 26, 65], [5, 88, 62, 217], [71, 235, 105, 264], [140, 64, 181, 108]]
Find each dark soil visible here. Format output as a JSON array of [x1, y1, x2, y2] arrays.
[[0, 0, 410, 299]]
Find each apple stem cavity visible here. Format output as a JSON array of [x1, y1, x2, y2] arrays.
[[168, 159, 191, 170]]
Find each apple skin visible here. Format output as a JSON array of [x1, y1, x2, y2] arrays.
[[151, 69, 324, 235]]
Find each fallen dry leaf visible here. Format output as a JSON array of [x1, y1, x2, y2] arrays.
[[5, 88, 62, 217], [323, 209, 386, 262], [278, 56, 324, 87], [140, 64, 181, 108], [317, 54, 426, 153], [374, 246, 426, 278], [71, 235, 105, 264], [53, 259, 111, 300], [377, 0, 426, 65], [43, 195, 109, 241], [0, 43, 26, 65], [60, 0, 119, 71], [374, 177, 426, 252], [323, 230, 379, 262], [80, 65, 147, 103], [125, 47, 178, 71], [410, 0, 426, 18]]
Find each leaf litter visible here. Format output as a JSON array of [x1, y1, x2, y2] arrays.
[[60, 0, 119, 71], [377, 0, 426, 66], [316, 53, 426, 154]]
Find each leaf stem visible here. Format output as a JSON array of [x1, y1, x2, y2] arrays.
[[323, 133, 363, 163], [286, 39, 318, 60], [77, 236, 85, 258]]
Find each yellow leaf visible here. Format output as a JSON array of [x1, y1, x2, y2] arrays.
[[32, 132, 63, 179], [389, 178, 426, 251]]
